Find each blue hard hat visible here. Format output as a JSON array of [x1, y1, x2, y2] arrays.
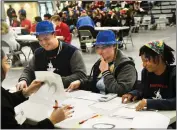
[[94, 30, 117, 46], [34, 21, 54, 35]]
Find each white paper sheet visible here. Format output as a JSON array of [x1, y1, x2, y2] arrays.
[[29, 71, 67, 105], [80, 116, 131, 128], [90, 97, 127, 111], [66, 91, 104, 102], [60, 98, 95, 119], [76, 92, 104, 101], [56, 98, 96, 128], [111, 107, 158, 119], [131, 112, 170, 128], [66, 90, 92, 98]]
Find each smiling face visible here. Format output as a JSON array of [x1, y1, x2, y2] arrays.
[[95, 45, 116, 62], [141, 54, 159, 72], [37, 33, 58, 51]]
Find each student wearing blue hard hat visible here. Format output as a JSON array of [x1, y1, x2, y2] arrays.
[[67, 30, 137, 96], [76, 10, 98, 52], [16, 20, 87, 90]]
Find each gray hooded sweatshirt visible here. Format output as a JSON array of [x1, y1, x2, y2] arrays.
[[80, 49, 137, 96]]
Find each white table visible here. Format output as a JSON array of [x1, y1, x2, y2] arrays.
[[14, 90, 176, 128], [94, 26, 129, 31], [16, 35, 63, 42], [11, 27, 25, 34]]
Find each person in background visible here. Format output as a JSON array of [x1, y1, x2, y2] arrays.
[[62, 11, 68, 23], [1, 21, 21, 66], [20, 14, 31, 35], [18, 6, 26, 16], [16, 21, 86, 90], [51, 15, 72, 44], [103, 11, 119, 26], [7, 5, 16, 26], [76, 10, 98, 52], [43, 13, 52, 21], [1, 21, 20, 51], [1, 49, 73, 129], [63, 10, 77, 33], [30, 16, 43, 53], [11, 15, 20, 27], [122, 40, 176, 111], [31, 16, 42, 33], [66, 30, 137, 96], [170, 10, 176, 26]]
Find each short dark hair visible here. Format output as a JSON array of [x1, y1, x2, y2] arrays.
[[20, 13, 26, 18], [139, 43, 175, 65], [44, 13, 52, 19], [35, 16, 42, 22]]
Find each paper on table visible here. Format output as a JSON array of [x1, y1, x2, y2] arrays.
[[80, 116, 131, 128], [60, 98, 95, 119], [131, 112, 170, 128], [56, 98, 96, 128], [29, 71, 67, 105], [90, 97, 127, 111], [111, 107, 158, 119], [74, 92, 105, 101], [66, 90, 92, 98]]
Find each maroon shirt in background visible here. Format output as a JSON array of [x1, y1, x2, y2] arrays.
[[21, 19, 31, 33], [55, 22, 72, 44]]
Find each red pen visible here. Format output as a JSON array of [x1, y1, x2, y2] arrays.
[[53, 106, 60, 109], [53, 106, 73, 109], [79, 115, 99, 124], [53, 100, 59, 109]]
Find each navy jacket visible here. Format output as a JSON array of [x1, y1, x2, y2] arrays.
[[129, 65, 176, 110]]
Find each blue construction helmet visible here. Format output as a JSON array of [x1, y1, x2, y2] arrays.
[[93, 30, 117, 46], [34, 21, 54, 35]]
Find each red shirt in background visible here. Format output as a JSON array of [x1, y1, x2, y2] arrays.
[[95, 1, 105, 8], [21, 19, 31, 33], [31, 23, 36, 33], [12, 20, 20, 27], [55, 22, 71, 44]]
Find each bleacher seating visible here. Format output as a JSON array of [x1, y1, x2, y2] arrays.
[[150, 1, 176, 24]]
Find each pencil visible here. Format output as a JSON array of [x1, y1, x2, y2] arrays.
[[79, 115, 99, 124]]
